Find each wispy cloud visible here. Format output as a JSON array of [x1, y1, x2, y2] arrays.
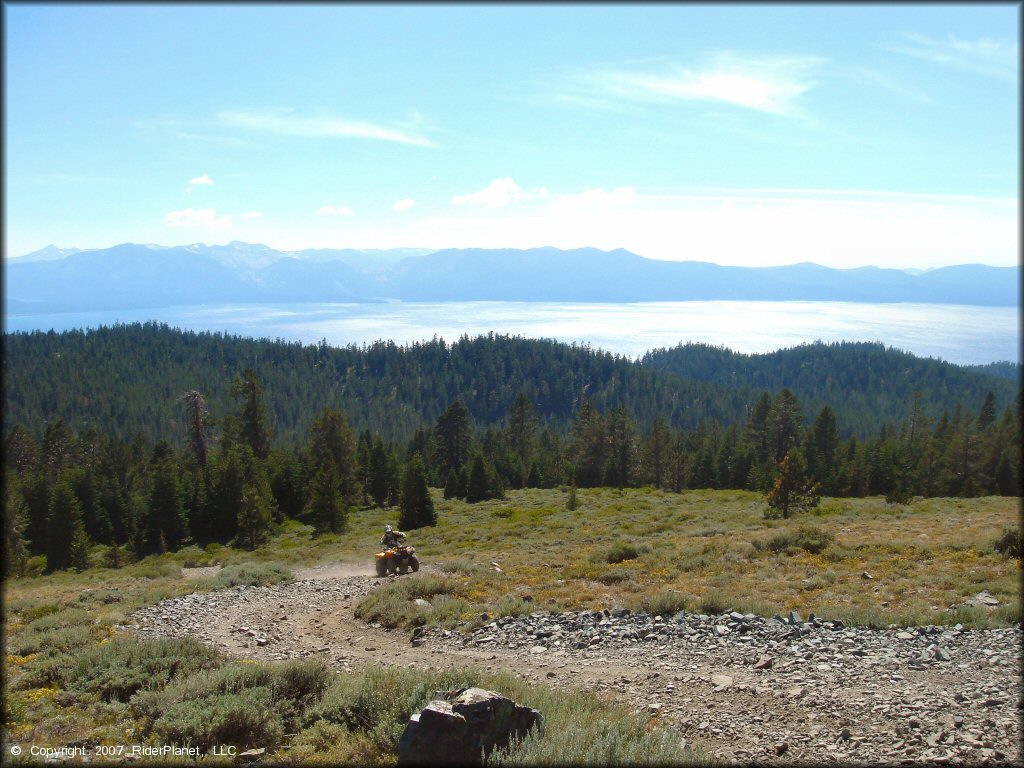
[[316, 205, 354, 217], [452, 178, 549, 209], [241, 211, 264, 220], [163, 208, 232, 230], [219, 109, 434, 147], [547, 186, 637, 214], [186, 174, 215, 194], [571, 53, 826, 116], [891, 33, 1018, 81], [392, 198, 417, 212]]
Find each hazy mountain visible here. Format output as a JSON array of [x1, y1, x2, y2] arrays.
[[5, 242, 1017, 312]]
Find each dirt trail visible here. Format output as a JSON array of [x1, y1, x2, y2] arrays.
[[134, 565, 1021, 765]]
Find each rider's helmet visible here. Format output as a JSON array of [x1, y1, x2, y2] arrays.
[[384, 525, 392, 533]]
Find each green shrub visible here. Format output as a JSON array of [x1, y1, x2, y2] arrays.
[[993, 527, 1023, 559], [132, 663, 274, 726], [177, 545, 214, 567], [596, 570, 635, 585], [8, 608, 100, 656], [11, 600, 62, 623], [151, 687, 285, 750], [215, 562, 292, 588], [423, 594, 472, 627], [67, 637, 223, 702], [438, 558, 482, 574], [601, 541, 650, 564], [354, 574, 458, 629], [127, 559, 182, 580], [761, 526, 835, 555], [271, 660, 333, 731], [493, 595, 535, 619], [12, 652, 75, 690], [699, 592, 728, 615], [638, 590, 690, 617]]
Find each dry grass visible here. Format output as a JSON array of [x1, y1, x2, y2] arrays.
[[3, 489, 1017, 762], [368, 489, 1020, 628]]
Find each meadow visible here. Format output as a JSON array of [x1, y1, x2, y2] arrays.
[[4, 489, 1019, 763]]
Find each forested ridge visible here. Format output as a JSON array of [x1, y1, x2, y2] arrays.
[[4, 323, 1017, 445], [3, 322, 1020, 576]]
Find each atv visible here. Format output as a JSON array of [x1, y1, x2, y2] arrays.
[[375, 544, 419, 576]]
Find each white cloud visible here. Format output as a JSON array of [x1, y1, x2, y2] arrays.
[[452, 178, 549, 208], [392, 198, 417, 212], [574, 53, 825, 116], [547, 186, 637, 214], [241, 211, 264, 219], [163, 208, 232, 230], [219, 109, 434, 147], [892, 33, 1018, 81], [315, 205, 354, 217], [189, 174, 214, 185]]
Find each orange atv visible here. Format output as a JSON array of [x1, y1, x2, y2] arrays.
[[375, 544, 419, 576]]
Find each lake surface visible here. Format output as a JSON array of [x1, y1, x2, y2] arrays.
[[4, 300, 1019, 366]]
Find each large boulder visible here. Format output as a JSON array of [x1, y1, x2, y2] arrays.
[[398, 687, 543, 766]]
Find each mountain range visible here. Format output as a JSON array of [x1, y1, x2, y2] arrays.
[[5, 242, 1017, 312]]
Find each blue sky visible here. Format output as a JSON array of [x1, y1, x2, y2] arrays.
[[4, 4, 1019, 267]]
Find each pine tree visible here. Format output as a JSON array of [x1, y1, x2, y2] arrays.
[[433, 401, 472, 482], [605, 405, 637, 489], [368, 440, 391, 506], [977, 391, 997, 430], [507, 392, 537, 489], [644, 416, 672, 489], [237, 482, 273, 550], [46, 477, 82, 571], [765, 448, 819, 519], [230, 370, 272, 461], [144, 444, 188, 553], [3, 472, 30, 577], [443, 469, 459, 500], [5, 425, 40, 478], [179, 390, 212, 468], [466, 455, 491, 503], [571, 399, 606, 488], [806, 405, 839, 493], [400, 454, 435, 529], [769, 389, 803, 463], [306, 462, 345, 534], [69, 518, 91, 571], [307, 408, 358, 506]]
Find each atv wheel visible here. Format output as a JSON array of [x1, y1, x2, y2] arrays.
[[410, 555, 420, 572], [386, 559, 397, 575], [397, 562, 409, 575], [375, 558, 387, 577]]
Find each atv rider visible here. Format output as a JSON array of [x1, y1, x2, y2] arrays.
[[380, 524, 406, 550]]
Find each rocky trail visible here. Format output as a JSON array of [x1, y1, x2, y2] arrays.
[[124, 565, 1022, 765]]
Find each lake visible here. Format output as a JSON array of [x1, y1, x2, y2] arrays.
[[4, 300, 1019, 366]]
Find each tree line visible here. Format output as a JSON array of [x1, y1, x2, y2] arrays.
[[6, 324, 1017, 448], [4, 365, 1019, 575]]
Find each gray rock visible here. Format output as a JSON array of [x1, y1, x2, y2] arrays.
[[398, 687, 543, 766], [711, 674, 733, 690]]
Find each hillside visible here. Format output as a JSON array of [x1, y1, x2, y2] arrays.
[[6, 242, 1018, 311], [3, 324, 1016, 446], [640, 341, 1019, 434]]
